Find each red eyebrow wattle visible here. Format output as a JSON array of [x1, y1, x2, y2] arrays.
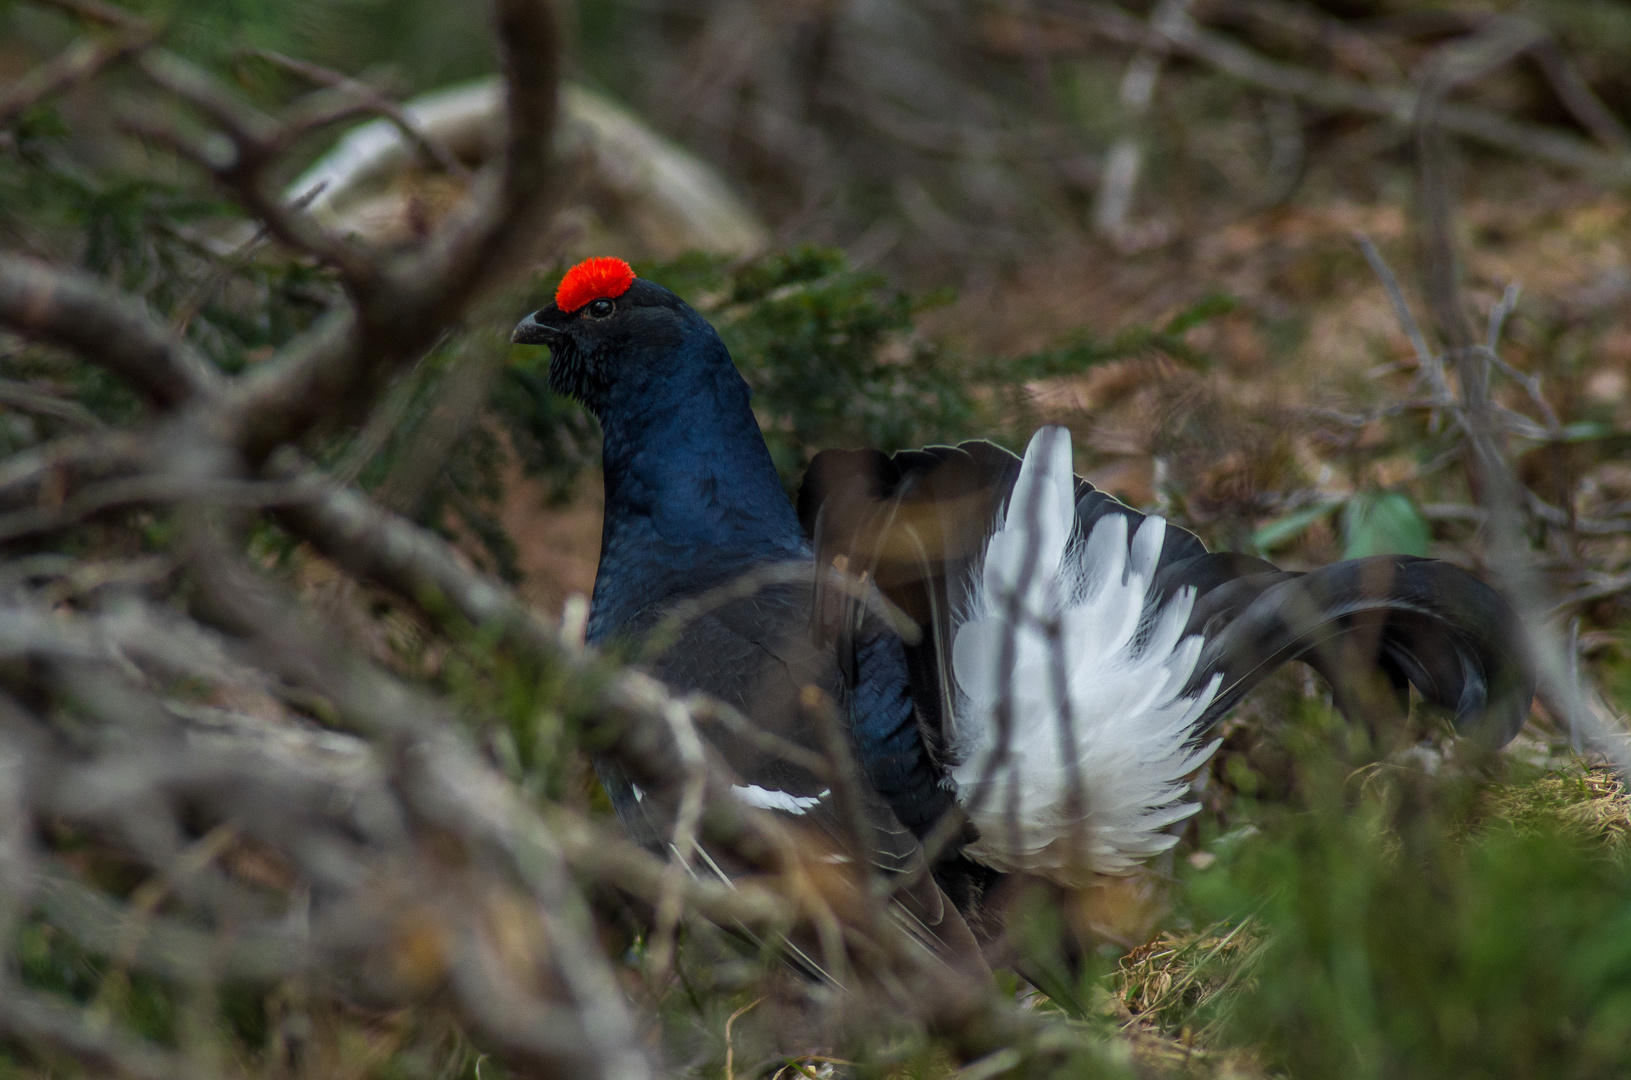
[[556, 256, 636, 313]]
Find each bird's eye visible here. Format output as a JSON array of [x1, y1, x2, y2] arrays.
[[585, 298, 616, 320]]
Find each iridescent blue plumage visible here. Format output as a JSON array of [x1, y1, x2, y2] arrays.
[[584, 311, 807, 642], [512, 271, 958, 864]]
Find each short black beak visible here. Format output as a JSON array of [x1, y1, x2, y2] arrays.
[[511, 309, 561, 346]]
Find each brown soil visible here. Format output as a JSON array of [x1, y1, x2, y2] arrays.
[[499, 462, 603, 618]]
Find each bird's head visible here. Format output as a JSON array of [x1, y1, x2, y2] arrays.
[[511, 256, 723, 415]]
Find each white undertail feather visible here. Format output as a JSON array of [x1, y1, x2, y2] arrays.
[[949, 427, 1222, 882]]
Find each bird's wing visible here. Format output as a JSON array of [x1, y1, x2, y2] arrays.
[[616, 581, 987, 970]]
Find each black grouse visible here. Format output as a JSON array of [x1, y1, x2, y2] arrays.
[[512, 256, 1534, 966]]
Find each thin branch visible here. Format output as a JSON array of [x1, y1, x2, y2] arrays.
[[689, 693, 831, 778], [0, 254, 220, 408], [248, 48, 470, 178], [221, 307, 358, 457], [0, 474, 315, 545], [797, 687, 896, 961], [0, 428, 149, 512], [327, 344, 434, 485], [216, 0, 561, 459], [181, 518, 653, 1080], [0, 981, 222, 1080], [1354, 233, 1435, 371], [639, 561, 918, 663], [645, 695, 708, 984], [1419, 500, 1631, 536], [385, 0, 561, 315], [545, 805, 788, 928], [1034, 2, 1631, 185], [133, 50, 281, 148], [265, 465, 802, 875], [122, 53, 376, 283], [1387, 86, 1631, 778], [1200, 0, 1404, 84], [29, 0, 147, 31], [372, 335, 499, 516], [28, 866, 309, 983], [1092, 0, 1191, 242], [1486, 281, 1521, 351], [168, 180, 331, 335], [269, 92, 405, 151], [0, 29, 154, 125], [1414, 19, 1541, 360], [1529, 38, 1630, 151], [0, 378, 103, 428]]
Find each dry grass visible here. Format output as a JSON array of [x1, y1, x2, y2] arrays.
[[1114, 925, 1260, 1030], [1487, 763, 1631, 846]]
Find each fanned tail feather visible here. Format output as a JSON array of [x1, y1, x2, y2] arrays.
[[949, 428, 1221, 880]]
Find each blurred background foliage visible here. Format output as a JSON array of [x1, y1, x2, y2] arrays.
[[4, 0, 1631, 1076]]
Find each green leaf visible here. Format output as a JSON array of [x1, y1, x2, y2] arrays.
[[1340, 490, 1431, 559], [1558, 421, 1621, 443], [1252, 500, 1341, 553]]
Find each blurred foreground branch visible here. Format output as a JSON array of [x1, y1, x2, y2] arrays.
[[0, 2, 1101, 1075]]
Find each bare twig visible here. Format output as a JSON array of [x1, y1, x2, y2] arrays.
[[29, 866, 308, 983], [168, 181, 332, 336], [372, 332, 501, 516], [1201, 0, 1404, 84], [0, 982, 221, 1080], [802, 684, 881, 884], [1378, 59, 1631, 776], [30, 0, 148, 31], [1036, 2, 1631, 185], [1413, 19, 1542, 362], [0, 254, 220, 408], [181, 516, 653, 1080], [1092, 0, 1192, 242], [1354, 233, 1435, 371], [217, 0, 560, 461], [645, 696, 709, 985], [0, 378, 103, 428], [0, 474, 314, 544], [0, 429, 149, 511], [545, 805, 788, 928], [0, 29, 154, 125], [639, 561, 918, 663], [689, 694, 832, 779], [248, 48, 471, 178], [1422, 499, 1631, 537], [266, 466, 804, 875], [1529, 39, 1631, 151], [126, 51, 376, 284], [1551, 574, 1631, 615]]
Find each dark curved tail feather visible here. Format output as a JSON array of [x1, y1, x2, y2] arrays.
[[1180, 554, 1532, 746]]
